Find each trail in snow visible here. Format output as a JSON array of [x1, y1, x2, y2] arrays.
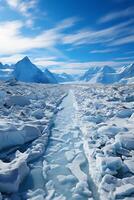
[[42, 90, 98, 200], [19, 90, 99, 200]]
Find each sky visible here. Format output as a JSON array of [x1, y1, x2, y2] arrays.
[[0, 0, 134, 74]]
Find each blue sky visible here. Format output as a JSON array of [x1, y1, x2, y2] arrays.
[[0, 0, 134, 74]]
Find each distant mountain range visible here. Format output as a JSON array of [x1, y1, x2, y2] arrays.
[[0, 56, 134, 84], [79, 64, 134, 84], [0, 57, 74, 84], [53, 72, 75, 83]]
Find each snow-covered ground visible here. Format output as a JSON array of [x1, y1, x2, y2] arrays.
[[0, 80, 66, 199], [0, 81, 134, 200], [73, 84, 134, 200]]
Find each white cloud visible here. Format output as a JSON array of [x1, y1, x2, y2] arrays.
[[90, 48, 117, 53], [6, 0, 19, 8], [6, 0, 37, 16], [0, 54, 27, 64], [110, 35, 134, 46], [62, 19, 134, 46], [98, 6, 134, 23], [0, 18, 77, 55], [56, 17, 79, 30], [114, 56, 134, 61]]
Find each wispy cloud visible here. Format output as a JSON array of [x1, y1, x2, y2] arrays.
[[0, 16, 132, 59], [110, 35, 134, 46], [98, 6, 134, 23], [0, 17, 78, 56], [90, 48, 117, 53], [5, 0, 39, 27], [5, 0, 37, 17], [0, 54, 27, 64], [114, 56, 134, 61], [62, 19, 134, 46], [125, 50, 134, 55]]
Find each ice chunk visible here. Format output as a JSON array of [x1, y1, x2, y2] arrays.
[[124, 159, 134, 173], [116, 109, 133, 118], [27, 189, 46, 200], [57, 174, 77, 184], [0, 152, 29, 193], [96, 156, 123, 175], [114, 184, 134, 199], [0, 125, 41, 150], [97, 125, 124, 138], [74, 181, 92, 197], [5, 95, 30, 107], [0, 90, 6, 103], [100, 174, 117, 192], [31, 109, 44, 119], [115, 133, 134, 150]]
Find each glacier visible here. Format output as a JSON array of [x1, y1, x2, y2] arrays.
[[0, 74, 134, 199]]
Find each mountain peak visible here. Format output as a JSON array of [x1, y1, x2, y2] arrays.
[[100, 65, 115, 73], [21, 56, 31, 62]]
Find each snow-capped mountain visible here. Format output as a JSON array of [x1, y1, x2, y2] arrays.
[[79, 66, 100, 81], [99, 65, 116, 73], [120, 63, 134, 79], [54, 72, 75, 83], [80, 63, 134, 84], [93, 66, 118, 84], [43, 68, 58, 83], [80, 65, 117, 83], [0, 56, 134, 85], [13, 57, 50, 83], [0, 57, 75, 84]]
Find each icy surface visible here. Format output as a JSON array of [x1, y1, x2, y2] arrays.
[[0, 81, 66, 199], [73, 84, 134, 200], [40, 91, 95, 199], [0, 81, 134, 200]]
